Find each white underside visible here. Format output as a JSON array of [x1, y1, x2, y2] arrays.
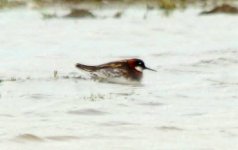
[[89, 68, 141, 85], [135, 66, 143, 72]]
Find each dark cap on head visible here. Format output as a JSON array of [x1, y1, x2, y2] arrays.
[[133, 59, 156, 72]]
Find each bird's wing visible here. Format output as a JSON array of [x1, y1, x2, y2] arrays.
[[76, 60, 129, 76], [97, 60, 128, 69]]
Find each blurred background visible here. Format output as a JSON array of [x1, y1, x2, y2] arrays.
[[1, 0, 238, 16]]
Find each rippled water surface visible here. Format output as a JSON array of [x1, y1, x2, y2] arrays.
[[0, 7, 238, 150]]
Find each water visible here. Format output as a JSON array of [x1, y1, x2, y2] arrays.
[[0, 7, 238, 150]]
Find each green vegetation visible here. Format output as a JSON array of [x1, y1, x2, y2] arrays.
[[0, 0, 237, 12], [0, 0, 25, 8]]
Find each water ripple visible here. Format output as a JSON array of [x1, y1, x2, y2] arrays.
[[193, 57, 238, 67], [14, 134, 44, 142], [156, 126, 184, 131], [67, 109, 108, 116]]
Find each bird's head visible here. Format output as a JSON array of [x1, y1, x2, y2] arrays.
[[128, 59, 156, 72]]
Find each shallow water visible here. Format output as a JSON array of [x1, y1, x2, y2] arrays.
[[0, 7, 238, 150]]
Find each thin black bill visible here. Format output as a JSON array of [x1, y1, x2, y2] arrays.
[[145, 67, 157, 72]]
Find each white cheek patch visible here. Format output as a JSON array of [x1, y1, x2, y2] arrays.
[[135, 66, 143, 72]]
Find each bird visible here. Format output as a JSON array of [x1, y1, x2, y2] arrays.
[[75, 58, 156, 83]]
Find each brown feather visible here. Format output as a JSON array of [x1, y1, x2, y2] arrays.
[[75, 63, 98, 72], [75, 59, 142, 81]]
